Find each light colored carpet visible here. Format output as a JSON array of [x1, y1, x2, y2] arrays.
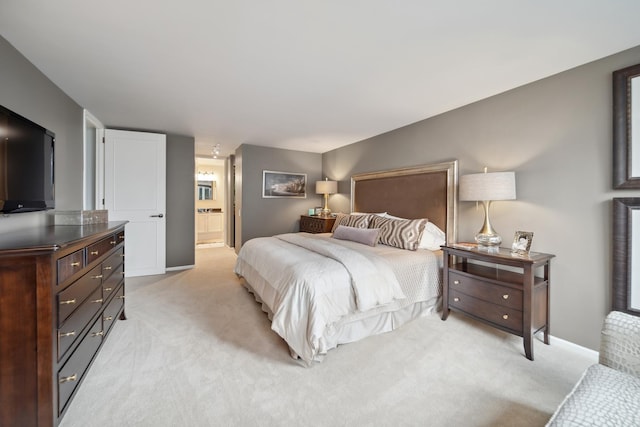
[[59, 246, 595, 427]]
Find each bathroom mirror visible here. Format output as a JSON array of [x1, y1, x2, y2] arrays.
[[613, 63, 640, 188], [613, 197, 640, 317], [198, 180, 216, 200]]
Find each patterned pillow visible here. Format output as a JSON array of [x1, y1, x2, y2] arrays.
[[369, 215, 427, 251], [331, 213, 372, 232]]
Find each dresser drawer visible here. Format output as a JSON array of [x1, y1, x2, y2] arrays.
[[102, 263, 124, 301], [103, 285, 125, 336], [449, 271, 523, 310], [101, 247, 124, 281], [57, 249, 85, 284], [87, 234, 118, 264], [57, 286, 103, 360], [449, 289, 523, 334], [57, 265, 103, 326], [57, 316, 103, 415]]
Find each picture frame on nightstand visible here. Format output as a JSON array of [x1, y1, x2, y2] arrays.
[[511, 231, 533, 255]]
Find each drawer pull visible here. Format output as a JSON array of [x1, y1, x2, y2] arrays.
[[117, 295, 125, 300], [104, 316, 113, 321], [502, 294, 509, 300], [70, 262, 81, 267], [90, 250, 99, 256], [104, 266, 113, 271], [60, 299, 76, 305], [453, 280, 460, 285], [91, 274, 103, 280], [91, 298, 104, 304], [119, 235, 125, 240], [453, 297, 460, 302], [91, 331, 104, 337], [502, 314, 509, 320], [104, 287, 113, 292], [59, 374, 77, 384], [110, 240, 117, 245], [59, 331, 76, 338]]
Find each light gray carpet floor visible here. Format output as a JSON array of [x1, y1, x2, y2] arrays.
[[59, 246, 595, 427]]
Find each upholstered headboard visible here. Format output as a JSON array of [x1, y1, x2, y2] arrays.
[[350, 161, 458, 244]]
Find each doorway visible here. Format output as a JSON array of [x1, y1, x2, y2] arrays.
[[195, 157, 226, 247]]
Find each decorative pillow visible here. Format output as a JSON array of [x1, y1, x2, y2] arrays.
[[369, 215, 427, 251], [331, 213, 372, 232], [380, 214, 446, 250], [332, 225, 380, 247]]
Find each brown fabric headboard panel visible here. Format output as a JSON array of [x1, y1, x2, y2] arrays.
[[351, 161, 458, 244]]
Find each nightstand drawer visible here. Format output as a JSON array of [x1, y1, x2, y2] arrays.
[[449, 289, 523, 333], [300, 215, 335, 233], [449, 271, 523, 310]]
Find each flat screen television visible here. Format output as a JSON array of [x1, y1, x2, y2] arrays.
[[0, 105, 55, 213]]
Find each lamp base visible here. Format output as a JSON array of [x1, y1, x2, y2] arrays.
[[475, 232, 502, 247], [474, 200, 502, 247], [319, 208, 332, 217]]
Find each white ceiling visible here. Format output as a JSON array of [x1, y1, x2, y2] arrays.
[[2, 1, 640, 159]]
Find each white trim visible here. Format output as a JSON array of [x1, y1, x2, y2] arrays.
[[166, 265, 195, 272], [95, 128, 105, 209], [548, 334, 599, 362], [82, 109, 105, 210]]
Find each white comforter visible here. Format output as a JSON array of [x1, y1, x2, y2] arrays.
[[234, 233, 441, 364]]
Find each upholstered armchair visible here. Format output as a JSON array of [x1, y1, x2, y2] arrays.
[[547, 311, 640, 426]]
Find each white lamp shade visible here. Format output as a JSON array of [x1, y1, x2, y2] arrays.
[[459, 171, 516, 201], [315, 180, 337, 194]]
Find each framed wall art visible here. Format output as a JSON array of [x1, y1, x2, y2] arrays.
[[613, 63, 640, 189], [613, 197, 640, 316], [262, 170, 307, 198]]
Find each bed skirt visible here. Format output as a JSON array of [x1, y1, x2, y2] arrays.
[[239, 276, 440, 364]]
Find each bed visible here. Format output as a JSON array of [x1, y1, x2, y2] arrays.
[[234, 161, 458, 364]]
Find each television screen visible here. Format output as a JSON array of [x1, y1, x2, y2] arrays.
[[0, 105, 55, 213]]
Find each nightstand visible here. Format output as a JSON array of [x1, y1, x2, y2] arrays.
[[441, 244, 555, 360], [299, 215, 336, 233]]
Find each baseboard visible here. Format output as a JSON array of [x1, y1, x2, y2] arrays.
[[166, 265, 195, 272], [548, 334, 599, 362]]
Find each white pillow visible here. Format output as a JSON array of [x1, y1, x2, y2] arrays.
[[381, 213, 446, 250], [419, 222, 446, 250]]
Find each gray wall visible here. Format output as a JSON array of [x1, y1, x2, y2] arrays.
[[235, 144, 322, 249], [166, 134, 195, 268], [0, 35, 83, 233], [323, 45, 640, 351]]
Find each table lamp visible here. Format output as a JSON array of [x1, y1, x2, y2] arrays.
[[315, 178, 337, 216], [459, 169, 516, 246]]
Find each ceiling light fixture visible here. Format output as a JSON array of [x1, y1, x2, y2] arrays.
[[212, 144, 221, 159]]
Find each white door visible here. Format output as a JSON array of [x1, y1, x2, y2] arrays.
[[104, 129, 166, 277]]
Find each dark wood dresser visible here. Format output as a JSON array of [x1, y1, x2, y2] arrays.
[[441, 244, 554, 360], [0, 221, 127, 427], [299, 215, 336, 233]]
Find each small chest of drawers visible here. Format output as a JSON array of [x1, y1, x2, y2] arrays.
[[299, 215, 336, 233], [441, 245, 554, 360]]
